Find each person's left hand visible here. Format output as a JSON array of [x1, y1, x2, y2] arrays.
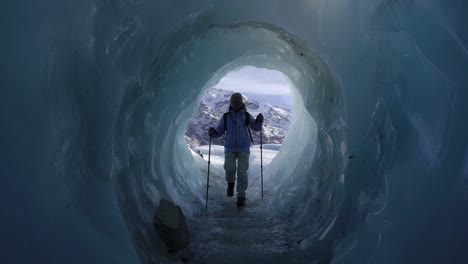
[[255, 113, 264, 123]]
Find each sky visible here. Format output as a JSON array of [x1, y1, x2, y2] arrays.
[[214, 66, 293, 109]]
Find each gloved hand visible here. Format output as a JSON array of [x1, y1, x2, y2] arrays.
[[208, 127, 217, 137], [255, 113, 264, 123]]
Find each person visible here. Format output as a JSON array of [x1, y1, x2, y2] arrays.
[[197, 150, 204, 158], [208, 92, 264, 207]]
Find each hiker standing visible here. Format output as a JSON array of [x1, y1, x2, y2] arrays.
[[197, 150, 204, 159], [208, 92, 264, 206]]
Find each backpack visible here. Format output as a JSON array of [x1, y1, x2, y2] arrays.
[[223, 111, 254, 143]]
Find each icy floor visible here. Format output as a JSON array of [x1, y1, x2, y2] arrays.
[[187, 145, 315, 264]]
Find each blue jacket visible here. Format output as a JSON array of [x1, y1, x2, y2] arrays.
[[211, 106, 263, 153]]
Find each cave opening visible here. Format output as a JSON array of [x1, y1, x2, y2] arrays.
[[111, 18, 346, 262], [185, 65, 294, 173]]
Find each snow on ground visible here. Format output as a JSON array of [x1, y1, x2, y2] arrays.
[[187, 144, 313, 263]]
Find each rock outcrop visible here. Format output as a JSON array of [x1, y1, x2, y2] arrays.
[[153, 199, 190, 253]]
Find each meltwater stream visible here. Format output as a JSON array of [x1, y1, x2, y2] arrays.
[[2, 1, 468, 264]]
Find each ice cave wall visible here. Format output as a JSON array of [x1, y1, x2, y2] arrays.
[[2, 0, 468, 263]]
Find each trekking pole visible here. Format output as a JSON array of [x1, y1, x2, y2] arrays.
[[260, 127, 263, 199], [206, 136, 212, 210]]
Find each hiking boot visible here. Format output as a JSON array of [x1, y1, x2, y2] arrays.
[[236, 197, 246, 207], [227, 182, 235, 197]]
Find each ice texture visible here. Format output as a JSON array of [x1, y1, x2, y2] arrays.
[[1, 0, 468, 263]]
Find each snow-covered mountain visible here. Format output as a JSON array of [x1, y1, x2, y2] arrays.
[[185, 87, 291, 148]]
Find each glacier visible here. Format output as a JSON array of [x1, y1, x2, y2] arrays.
[[1, 0, 468, 263]]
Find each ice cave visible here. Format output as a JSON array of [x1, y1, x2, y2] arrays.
[[2, 0, 468, 263]]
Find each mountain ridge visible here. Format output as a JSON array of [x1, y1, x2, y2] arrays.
[[185, 87, 291, 148]]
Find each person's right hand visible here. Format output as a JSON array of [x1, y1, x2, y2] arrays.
[[255, 113, 264, 123], [208, 127, 217, 137]]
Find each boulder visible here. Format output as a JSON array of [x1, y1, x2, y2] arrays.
[[153, 199, 190, 252]]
